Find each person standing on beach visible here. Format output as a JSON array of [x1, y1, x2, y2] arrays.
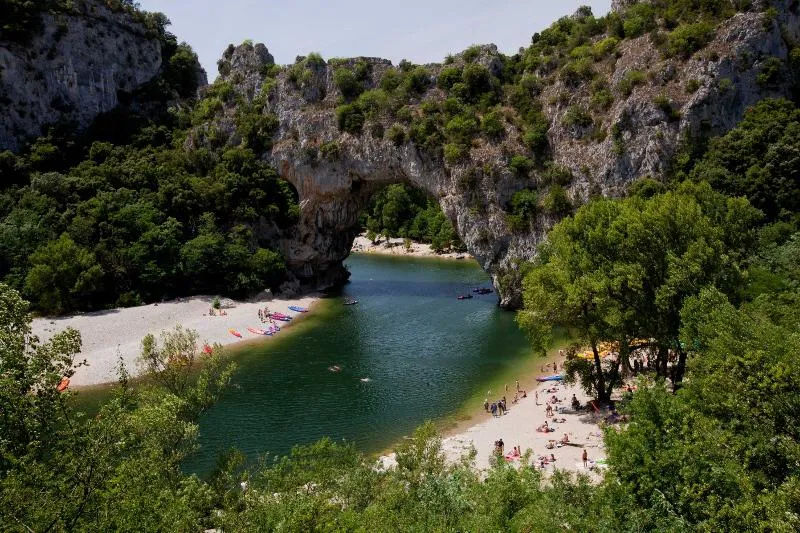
[[535, 390, 539, 405], [484, 398, 489, 412], [582, 449, 588, 468], [515, 380, 520, 391], [491, 402, 497, 417]]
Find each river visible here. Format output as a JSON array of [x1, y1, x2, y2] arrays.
[[183, 253, 538, 474]]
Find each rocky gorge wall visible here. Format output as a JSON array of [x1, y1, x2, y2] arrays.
[[197, 2, 799, 307], [3, 1, 799, 308], [0, 0, 166, 151]]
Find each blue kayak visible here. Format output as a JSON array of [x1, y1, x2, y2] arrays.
[[536, 374, 564, 382], [288, 306, 308, 313]]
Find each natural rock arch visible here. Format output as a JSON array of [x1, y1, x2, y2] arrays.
[[201, 4, 800, 307], [271, 132, 519, 304]]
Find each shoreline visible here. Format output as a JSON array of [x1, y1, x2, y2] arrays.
[[32, 292, 322, 387], [351, 233, 472, 261], [378, 339, 608, 478]]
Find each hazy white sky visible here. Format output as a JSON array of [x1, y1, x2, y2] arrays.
[[138, 1, 613, 79]]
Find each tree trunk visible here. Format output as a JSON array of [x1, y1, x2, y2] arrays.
[[657, 345, 669, 377], [591, 339, 610, 403], [672, 348, 687, 391]]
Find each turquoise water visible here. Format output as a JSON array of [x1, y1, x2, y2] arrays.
[[184, 254, 536, 474]]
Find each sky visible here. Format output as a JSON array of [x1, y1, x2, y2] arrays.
[[138, 0, 613, 80]]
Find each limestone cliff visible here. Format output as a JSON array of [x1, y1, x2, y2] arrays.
[[191, 2, 798, 307], [0, 0, 199, 151]]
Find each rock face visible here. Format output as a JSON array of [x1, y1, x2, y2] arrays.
[[0, 0, 165, 151], [197, 3, 797, 307]]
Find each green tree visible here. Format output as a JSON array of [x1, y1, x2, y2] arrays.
[[519, 184, 759, 400], [24, 234, 103, 314]]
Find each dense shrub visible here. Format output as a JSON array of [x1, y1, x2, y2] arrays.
[[480, 110, 505, 138], [665, 22, 714, 58], [333, 68, 363, 101], [437, 66, 462, 90], [386, 124, 407, 146], [617, 70, 646, 96], [562, 105, 593, 128], [443, 143, 468, 164], [541, 184, 572, 215], [757, 56, 784, 87], [509, 155, 534, 177], [336, 103, 365, 134]]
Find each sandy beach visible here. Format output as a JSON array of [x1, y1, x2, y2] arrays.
[[31, 293, 321, 387], [380, 362, 608, 478], [351, 233, 471, 260]]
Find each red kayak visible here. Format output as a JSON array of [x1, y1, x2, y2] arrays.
[[228, 328, 242, 338], [56, 377, 70, 392]]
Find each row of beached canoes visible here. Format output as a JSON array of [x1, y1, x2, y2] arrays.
[[224, 306, 310, 341]]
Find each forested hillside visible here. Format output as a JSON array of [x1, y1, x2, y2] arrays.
[[2, 0, 800, 531], [0, 1, 298, 313]]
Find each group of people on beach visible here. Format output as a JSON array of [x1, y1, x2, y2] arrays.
[[484, 371, 594, 472], [485, 396, 508, 417], [257, 307, 276, 325]]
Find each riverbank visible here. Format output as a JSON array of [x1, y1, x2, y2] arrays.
[[379, 348, 608, 479], [351, 233, 471, 260], [31, 293, 321, 387]]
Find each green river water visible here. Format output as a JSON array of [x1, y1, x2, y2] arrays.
[[178, 254, 538, 474]]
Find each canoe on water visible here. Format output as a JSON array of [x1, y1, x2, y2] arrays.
[[229, 329, 242, 338], [288, 306, 308, 313], [536, 374, 564, 382]]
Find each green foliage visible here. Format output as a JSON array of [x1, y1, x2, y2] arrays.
[[539, 162, 573, 186], [0, 284, 235, 530], [540, 184, 572, 216], [436, 66, 462, 90], [480, 109, 505, 138], [24, 234, 102, 314], [356, 89, 390, 119], [361, 184, 462, 251], [443, 143, 468, 164], [519, 183, 760, 399], [507, 188, 538, 231], [685, 78, 701, 93], [404, 66, 432, 95], [508, 155, 534, 177], [386, 124, 407, 146], [559, 58, 595, 87], [590, 81, 614, 111], [757, 56, 784, 86], [606, 287, 800, 530], [665, 22, 714, 58], [333, 67, 363, 101], [0, 117, 297, 313], [653, 93, 681, 121], [562, 105, 593, 129], [461, 64, 494, 102], [622, 3, 657, 38], [336, 103, 365, 134], [690, 98, 800, 221], [617, 70, 646, 97], [319, 140, 341, 161]]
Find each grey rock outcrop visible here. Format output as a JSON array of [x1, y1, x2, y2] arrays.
[[0, 0, 165, 151], [193, 3, 797, 307]]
